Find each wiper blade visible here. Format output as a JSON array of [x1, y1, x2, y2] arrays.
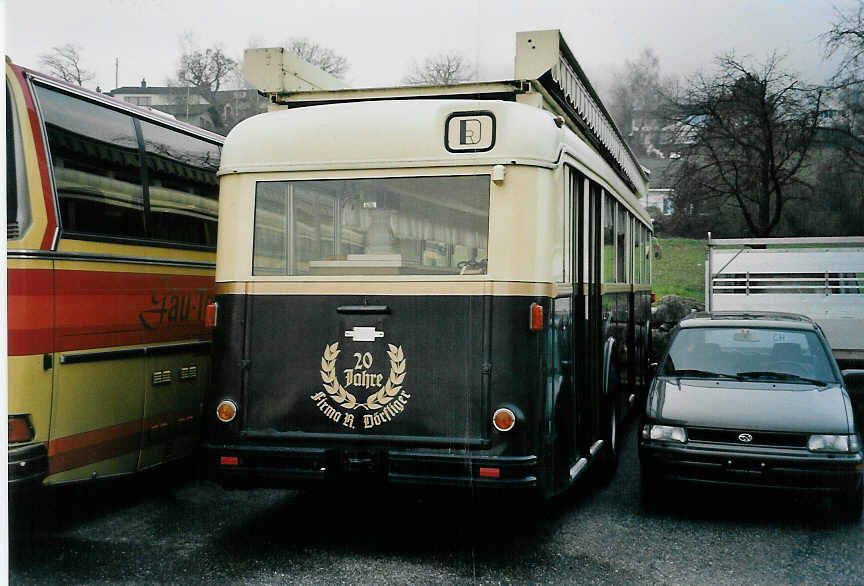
[[665, 369, 740, 379], [736, 371, 827, 387]]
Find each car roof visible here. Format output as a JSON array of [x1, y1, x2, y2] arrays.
[[678, 311, 819, 331]]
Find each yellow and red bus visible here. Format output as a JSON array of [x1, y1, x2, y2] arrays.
[[6, 58, 223, 493]]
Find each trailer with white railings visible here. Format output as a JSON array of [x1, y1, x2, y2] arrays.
[[705, 234, 864, 367]]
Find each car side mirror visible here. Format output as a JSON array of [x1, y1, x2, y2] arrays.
[[842, 369, 864, 387], [842, 369, 864, 422], [648, 362, 659, 379], [842, 369, 864, 395]]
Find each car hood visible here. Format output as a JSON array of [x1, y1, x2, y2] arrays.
[[646, 378, 850, 433]]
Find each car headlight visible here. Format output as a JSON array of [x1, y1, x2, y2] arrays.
[[807, 434, 861, 453], [642, 424, 687, 443]]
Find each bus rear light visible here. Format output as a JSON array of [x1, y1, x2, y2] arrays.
[[205, 302, 218, 328], [220, 456, 239, 466], [216, 400, 238, 423], [8, 415, 34, 443], [492, 407, 516, 432], [478, 467, 500, 478], [529, 302, 544, 331]]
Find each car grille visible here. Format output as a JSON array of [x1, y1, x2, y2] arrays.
[[687, 427, 808, 448]]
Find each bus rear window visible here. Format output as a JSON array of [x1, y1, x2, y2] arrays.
[[253, 175, 490, 276]]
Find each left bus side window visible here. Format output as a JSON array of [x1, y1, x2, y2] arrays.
[[616, 203, 627, 283], [140, 120, 220, 247], [34, 84, 146, 239], [602, 193, 615, 283], [6, 83, 31, 239]]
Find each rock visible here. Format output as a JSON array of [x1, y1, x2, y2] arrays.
[[652, 295, 705, 329]]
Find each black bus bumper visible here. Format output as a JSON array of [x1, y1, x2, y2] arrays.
[[8, 443, 49, 492], [202, 443, 537, 490]]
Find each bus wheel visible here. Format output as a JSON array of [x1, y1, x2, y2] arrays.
[[553, 392, 574, 493]]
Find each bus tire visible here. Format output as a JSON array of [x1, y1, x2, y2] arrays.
[[553, 391, 574, 494], [594, 362, 620, 485]]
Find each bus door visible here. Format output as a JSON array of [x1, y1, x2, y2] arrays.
[[569, 170, 600, 460], [579, 181, 605, 450]]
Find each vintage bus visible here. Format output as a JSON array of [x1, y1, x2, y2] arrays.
[[204, 30, 653, 499], [6, 58, 223, 493]]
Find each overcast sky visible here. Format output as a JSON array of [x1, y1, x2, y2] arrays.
[[2, 0, 855, 94]]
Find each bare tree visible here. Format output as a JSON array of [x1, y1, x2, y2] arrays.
[[38, 44, 94, 86], [285, 37, 349, 78], [606, 48, 677, 157], [824, 0, 864, 90], [176, 46, 238, 98], [168, 37, 242, 134], [402, 50, 476, 86], [821, 1, 864, 170], [667, 53, 821, 237]]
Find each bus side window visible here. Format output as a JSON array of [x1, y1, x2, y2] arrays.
[[139, 120, 220, 247], [6, 83, 31, 239], [34, 84, 146, 239], [602, 192, 615, 283]]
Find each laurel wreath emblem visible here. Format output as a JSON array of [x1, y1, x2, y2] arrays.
[[320, 343, 358, 410], [365, 344, 406, 410], [319, 343, 406, 411]]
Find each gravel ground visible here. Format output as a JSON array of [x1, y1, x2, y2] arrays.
[[10, 419, 864, 585]]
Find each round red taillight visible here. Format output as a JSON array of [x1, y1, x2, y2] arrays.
[[216, 400, 238, 423], [492, 407, 516, 432]]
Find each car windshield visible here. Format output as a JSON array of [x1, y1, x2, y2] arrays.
[[660, 326, 838, 385]]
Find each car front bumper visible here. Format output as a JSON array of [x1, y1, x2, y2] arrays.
[[639, 440, 863, 493]]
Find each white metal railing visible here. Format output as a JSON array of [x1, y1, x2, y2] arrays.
[[712, 273, 864, 295]]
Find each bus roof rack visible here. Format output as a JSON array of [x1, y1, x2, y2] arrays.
[[244, 30, 646, 194]]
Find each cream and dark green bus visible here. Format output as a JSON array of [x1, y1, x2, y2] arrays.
[[204, 31, 653, 499]]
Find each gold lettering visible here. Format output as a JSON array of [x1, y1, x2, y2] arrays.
[[343, 413, 355, 429], [343, 369, 354, 387], [363, 415, 374, 429], [310, 392, 325, 401], [322, 403, 340, 422]]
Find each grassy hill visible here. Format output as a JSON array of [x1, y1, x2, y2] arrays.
[[652, 237, 705, 301]]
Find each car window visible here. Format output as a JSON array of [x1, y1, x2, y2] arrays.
[[661, 327, 838, 383]]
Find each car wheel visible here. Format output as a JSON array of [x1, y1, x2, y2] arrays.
[[833, 481, 863, 523]]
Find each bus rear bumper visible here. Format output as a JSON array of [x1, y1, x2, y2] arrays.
[[203, 443, 537, 490], [8, 443, 49, 491]]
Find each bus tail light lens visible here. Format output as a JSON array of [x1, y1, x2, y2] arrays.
[[205, 302, 218, 328], [9, 415, 34, 443], [529, 303, 543, 331], [479, 467, 500, 478], [216, 400, 238, 423], [493, 408, 516, 432]]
